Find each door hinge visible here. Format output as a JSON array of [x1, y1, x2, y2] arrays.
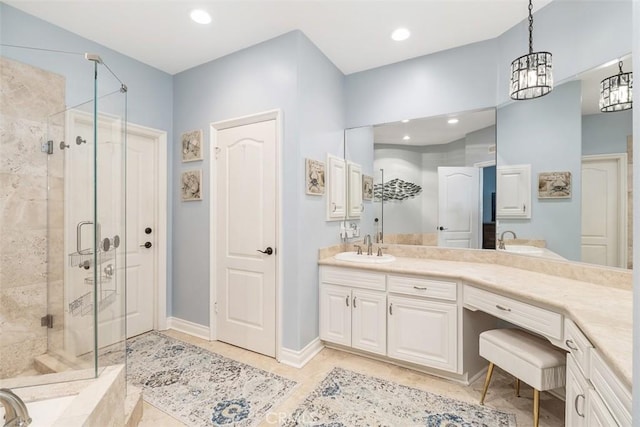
[[41, 140, 54, 155], [214, 302, 218, 314], [41, 314, 54, 328]]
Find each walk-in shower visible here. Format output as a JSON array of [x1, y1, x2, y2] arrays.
[[0, 44, 128, 420]]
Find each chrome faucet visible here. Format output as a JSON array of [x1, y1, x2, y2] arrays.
[[363, 234, 373, 255], [0, 388, 31, 427], [498, 230, 517, 250]]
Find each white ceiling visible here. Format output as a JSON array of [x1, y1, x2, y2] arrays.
[[374, 109, 496, 146], [6, 0, 552, 75]]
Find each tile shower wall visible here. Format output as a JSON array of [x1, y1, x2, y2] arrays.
[[0, 57, 65, 377]]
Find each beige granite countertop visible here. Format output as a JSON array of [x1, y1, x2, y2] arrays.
[[319, 250, 633, 390]]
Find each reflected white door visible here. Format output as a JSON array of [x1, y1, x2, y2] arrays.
[[216, 119, 277, 357], [581, 155, 626, 267], [65, 111, 157, 356], [437, 167, 480, 248]]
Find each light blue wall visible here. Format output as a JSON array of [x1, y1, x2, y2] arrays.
[[294, 33, 346, 348], [0, 3, 175, 314], [345, 40, 499, 128], [582, 111, 633, 156], [497, 80, 582, 260], [172, 31, 345, 349]]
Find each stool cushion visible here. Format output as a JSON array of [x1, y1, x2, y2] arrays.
[[479, 328, 566, 391]]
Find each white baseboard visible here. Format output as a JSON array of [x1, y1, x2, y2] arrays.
[[279, 337, 324, 368], [166, 317, 210, 341]]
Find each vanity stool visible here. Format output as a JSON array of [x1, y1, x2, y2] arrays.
[[478, 328, 566, 427]]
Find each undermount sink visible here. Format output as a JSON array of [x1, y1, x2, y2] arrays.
[[499, 244, 566, 260], [501, 244, 545, 254], [334, 251, 396, 264]]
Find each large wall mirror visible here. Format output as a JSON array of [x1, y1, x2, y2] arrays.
[[344, 54, 632, 272], [345, 108, 497, 249], [497, 54, 633, 269]]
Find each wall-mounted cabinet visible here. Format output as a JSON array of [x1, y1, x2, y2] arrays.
[[496, 164, 531, 219], [326, 154, 346, 220], [347, 161, 363, 219]]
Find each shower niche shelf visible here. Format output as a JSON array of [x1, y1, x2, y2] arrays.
[[68, 249, 115, 269], [69, 289, 116, 317]]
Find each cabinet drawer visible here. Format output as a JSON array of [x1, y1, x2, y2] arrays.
[[563, 319, 593, 379], [463, 285, 562, 340], [320, 266, 386, 291], [589, 350, 632, 427], [388, 275, 457, 301]]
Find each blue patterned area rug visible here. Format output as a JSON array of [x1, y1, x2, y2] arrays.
[[123, 331, 297, 426], [285, 367, 516, 427]]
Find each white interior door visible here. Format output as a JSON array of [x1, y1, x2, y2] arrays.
[[437, 167, 480, 248], [216, 119, 277, 358], [64, 111, 158, 356], [581, 155, 626, 267]]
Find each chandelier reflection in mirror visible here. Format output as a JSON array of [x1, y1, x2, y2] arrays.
[[600, 61, 633, 112], [509, 0, 553, 100]]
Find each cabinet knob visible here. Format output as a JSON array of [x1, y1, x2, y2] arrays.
[[389, 303, 393, 315], [353, 296, 357, 308]]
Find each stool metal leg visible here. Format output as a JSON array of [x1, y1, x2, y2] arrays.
[[479, 362, 494, 405], [515, 378, 520, 397], [533, 389, 540, 427]]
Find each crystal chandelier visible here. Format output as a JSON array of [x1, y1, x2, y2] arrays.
[[600, 61, 633, 112], [509, 0, 553, 100]]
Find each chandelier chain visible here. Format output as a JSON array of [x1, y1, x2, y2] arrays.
[[528, 0, 534, 54]]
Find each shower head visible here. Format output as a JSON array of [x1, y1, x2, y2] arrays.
[[84, 53, 103, 64]]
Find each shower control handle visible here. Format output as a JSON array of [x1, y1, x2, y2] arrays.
[[140, 242, 152, 249]]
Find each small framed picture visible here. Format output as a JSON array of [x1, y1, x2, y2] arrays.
[[181, 129, 203, 162], [362, 175, 373, 201], [305, 158, 325, 195], [181, 169, 202, 201], [538, 171, 572, 199]]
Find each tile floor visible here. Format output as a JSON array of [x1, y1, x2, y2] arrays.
[[139, 330, 565, 426]]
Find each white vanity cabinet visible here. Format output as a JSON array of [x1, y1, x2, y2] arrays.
[[563, 319, 631, 427], [387, 275, 458, 372], [319, 267, 387, 355], [346, 161, 363, 219], [326, 154, 346, 220], [496, 164, 531, 219]]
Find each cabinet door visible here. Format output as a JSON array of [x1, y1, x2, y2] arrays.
[[351, 289, 386, 355], [387, 295, 457, 372], [326, 154, 346, 220], [319, 284, 351, 346], [496, 164, 531, 219], [566, 355, 589, 427], [586, 389, 619, 426], [347, 161, 363, 219]]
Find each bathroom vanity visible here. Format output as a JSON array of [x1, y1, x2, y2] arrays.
[[318, 247, 632, 426]]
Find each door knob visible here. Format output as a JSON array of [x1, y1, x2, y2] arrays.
[[257, 247, 274, 255], [145, 227, 152, 234], [140, 242, 152, 249], [438, 226, 448, 231]]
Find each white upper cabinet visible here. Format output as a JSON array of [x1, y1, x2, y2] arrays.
[[347, 161, 363, 219], [496, 164, 531, 219], [326, 154, 346, 220]]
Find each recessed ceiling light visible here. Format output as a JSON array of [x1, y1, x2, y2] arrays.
[[401, 119, 410, 123], [190, 9, 212, 25], [447, 118, 459, 124], [391, 28, 411, 42], [403, 135, 411, 141]]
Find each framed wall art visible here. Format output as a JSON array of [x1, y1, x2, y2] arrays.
[[305, 158, 325, 195], [538, 171, 572, 199], [181, 129, 203, 162], [362, 175, 373, 201], [181, 169, 202, 201]]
